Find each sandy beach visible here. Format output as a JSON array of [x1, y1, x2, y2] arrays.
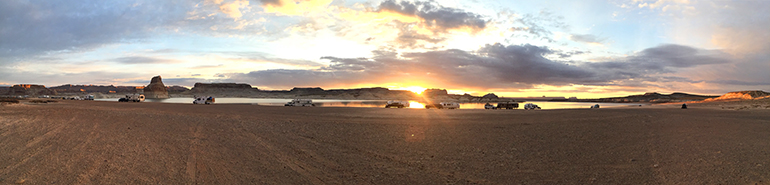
[[1, 100, 770, 184]]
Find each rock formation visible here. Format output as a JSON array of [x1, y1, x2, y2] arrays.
[[578, 92, 719, 103], [482, 93, 499, 99], [167, 86, 190, 93], [49, 84, 140, 94], [421, 89, 448, 97], [6, 84, 57, 96], [190, 83, 257, 94], [144, 76, 169, 99], [706, 91, 770, 101]]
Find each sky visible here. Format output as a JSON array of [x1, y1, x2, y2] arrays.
[[1, 0, 769, 98]]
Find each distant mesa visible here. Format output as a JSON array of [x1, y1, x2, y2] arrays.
[[144, 76, 169, 99], [583, 92, 719, 103], [705, 90, 770, 101], [50, 84, 141, 94], [190, 83, 257, 93], [5, 84, 57, 96], [421, 89, 448, 97]]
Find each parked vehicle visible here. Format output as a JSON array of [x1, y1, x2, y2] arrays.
[[385, 100, 409, 108], [285, 99, 314, 107], [524, 103, 541, 110], [484, 103, 495, 109], [82, 95, 94, 100], [193, 96, 215, 104], [118, 94, 145, 102], [496, 102, 519, 109], [425, 102, 460, 109]]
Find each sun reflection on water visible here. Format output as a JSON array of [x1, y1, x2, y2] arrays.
[[408, 101, 425, 108]]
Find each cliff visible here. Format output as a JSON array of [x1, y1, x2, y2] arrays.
[[6, 84, 57, 96], [144, 76, 169, 99], [189, 83, 259, 96], [50, 84, 141, 94], [705, 91, 770, 101]]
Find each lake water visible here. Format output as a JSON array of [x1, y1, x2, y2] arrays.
[[95, 98, 647, 109]]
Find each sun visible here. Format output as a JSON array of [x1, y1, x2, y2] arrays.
[[401, 86, 427, 94]]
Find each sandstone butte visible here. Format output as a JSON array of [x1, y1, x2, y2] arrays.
[[143, 76, 169, 99]]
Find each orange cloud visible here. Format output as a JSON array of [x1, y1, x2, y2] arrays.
[[262, 0, 332, 16], [219, 0, 249, 20]]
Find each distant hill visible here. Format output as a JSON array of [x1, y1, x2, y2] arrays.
[[705, 90, 770, 101], [49, 84, 189, 94], [581, 92, 719, 103]]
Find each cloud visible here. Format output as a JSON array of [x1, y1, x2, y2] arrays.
[[222, 43, 730, 90], [507, 10, 569, 42], [112, 56, 180, 64], [260, 0, 333, 16], [0, 0, 186, 60], [569, 34, 606, 45], [219, 0, 250, 20], [377, 0, 487, 32], [190, 64, 225, 69]]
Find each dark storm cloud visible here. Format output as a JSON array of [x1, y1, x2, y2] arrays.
[[709, 80, 770, 86], [377, 0, 487, 31], [112, 57, 179, 64], [225, 44, 731, 89], [586, 44, 730, 77]]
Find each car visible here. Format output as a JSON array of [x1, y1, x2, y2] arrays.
[[524, 103, 541, 110], [385, 100, 409, 108], [496, 102, 519, 109]]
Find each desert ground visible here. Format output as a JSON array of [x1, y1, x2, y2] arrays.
[[1, 99, 769, 184]]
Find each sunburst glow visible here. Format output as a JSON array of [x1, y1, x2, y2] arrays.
[[398, 86, 428, 94]]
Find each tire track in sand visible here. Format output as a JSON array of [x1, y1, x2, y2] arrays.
[[186, 126, 203, 184], [249, 132, 327, 185]]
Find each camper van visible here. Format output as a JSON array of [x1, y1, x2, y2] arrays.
[[385, 100, 409, 108], [425, 102, 460, 109], [193, 96, 215, 104], [285, 99, 314, 107]]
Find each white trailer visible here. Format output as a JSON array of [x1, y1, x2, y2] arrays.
[[425, 102, 460, 109]]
